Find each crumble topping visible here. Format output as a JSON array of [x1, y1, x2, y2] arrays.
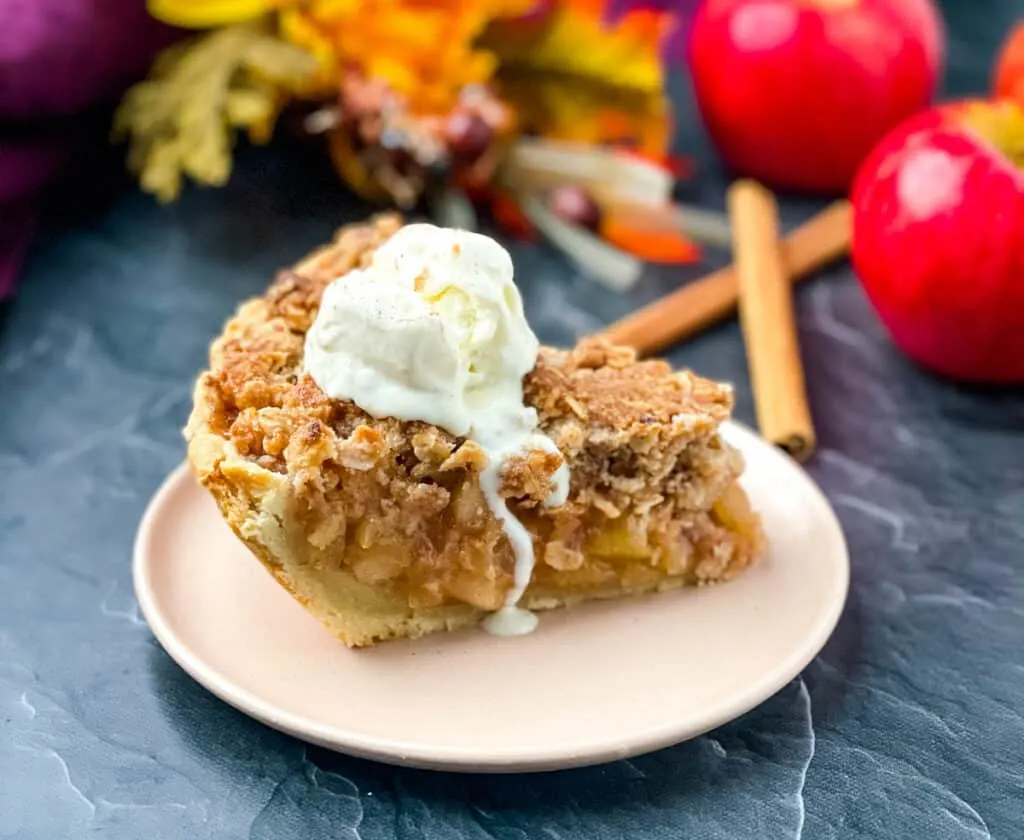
[[204, 214, 739, 513]]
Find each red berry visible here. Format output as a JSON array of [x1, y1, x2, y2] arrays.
[[548, 185, 602, 231], [443, 112, 492, 160]]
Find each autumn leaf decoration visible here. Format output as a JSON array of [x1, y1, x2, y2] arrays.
[[485, 0, 671, 153], [113, 22, 316, 202], [115, 0, 711, 285]]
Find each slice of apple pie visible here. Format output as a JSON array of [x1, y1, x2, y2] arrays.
[[185, 214, 764, 647]]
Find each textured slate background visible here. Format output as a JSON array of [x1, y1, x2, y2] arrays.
[[1, 1, 1022, 837]]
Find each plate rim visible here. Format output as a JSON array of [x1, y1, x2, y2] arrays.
[[133, 420, 849, 773]]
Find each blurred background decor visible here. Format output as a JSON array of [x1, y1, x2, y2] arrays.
[[0, 0, 175, 298], [2, 0, 1022, 382], [112, 0, 711, 286]]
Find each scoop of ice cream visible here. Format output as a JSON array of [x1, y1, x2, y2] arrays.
[[304, 223, 569, 632], [304, 224, 540, 438]]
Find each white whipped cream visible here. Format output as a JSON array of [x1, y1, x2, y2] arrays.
[[304, 224, 569, 636]]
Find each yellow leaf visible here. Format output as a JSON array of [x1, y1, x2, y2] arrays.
[[113, 22, 317, 201], [497, 66, 670, 155], [278, 8, 339, 92], [483, 1, 667, 95], [276, 0, 535, 116], [225, 88, 272, 127], [148, 0, 280, 28]]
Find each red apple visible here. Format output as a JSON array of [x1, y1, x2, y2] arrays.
[[689, 0, 945, 193], [851, 99, 1024, 383]]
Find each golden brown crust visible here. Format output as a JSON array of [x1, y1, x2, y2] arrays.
[[185, 215, 763, 647]]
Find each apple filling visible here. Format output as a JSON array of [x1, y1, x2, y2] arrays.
[[319, 478, 761, 613]]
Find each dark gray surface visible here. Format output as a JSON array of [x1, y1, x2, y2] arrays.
[[2, 2, 1023, 837]]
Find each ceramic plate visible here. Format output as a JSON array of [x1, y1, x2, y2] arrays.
[[133, 421, 848, 773]]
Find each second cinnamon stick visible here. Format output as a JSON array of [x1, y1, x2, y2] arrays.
[[601, 200, 851, 355], [728, 180, 816, 461]]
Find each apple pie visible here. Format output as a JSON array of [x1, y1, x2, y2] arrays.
[[185, 214, 764, 647]]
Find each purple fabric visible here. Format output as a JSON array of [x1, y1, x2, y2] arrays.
[[0, 0, 176, 298], [0, 201, 37, 299], [0, 0, 176, 117], [0, 136, 68, 296], [0, 136, 69, 205]]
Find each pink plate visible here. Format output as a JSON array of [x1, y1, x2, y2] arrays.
[[133, 421, 848, 773]]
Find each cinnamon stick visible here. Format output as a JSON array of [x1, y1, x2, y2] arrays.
[[601, 200, 851, 355], [728, 180, 815, 461]]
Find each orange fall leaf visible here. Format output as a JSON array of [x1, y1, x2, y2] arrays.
[[600, 213, 702, 264], [994, 22, 1024, 104], [614, 148, 693, 180]]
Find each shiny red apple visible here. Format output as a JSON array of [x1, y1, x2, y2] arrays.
[[851, 99, 1024, 383], [689, 0, 945, 193]]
